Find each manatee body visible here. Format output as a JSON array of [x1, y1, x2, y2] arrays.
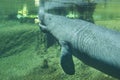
[[39, 13, 120, 79]]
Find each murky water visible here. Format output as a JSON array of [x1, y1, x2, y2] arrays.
[[0, 0, 120, 80]]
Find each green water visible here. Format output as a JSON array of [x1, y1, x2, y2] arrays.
[[0, 0, 120, 80]]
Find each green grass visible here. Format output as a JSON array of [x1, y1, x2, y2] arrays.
[[0, 20, 120, 80], [0, 21, 38, 57], [94, 1, 120, 21], [0, 21, 44, 80], [95, 20, 120, 31]]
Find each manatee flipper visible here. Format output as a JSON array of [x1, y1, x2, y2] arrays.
[[59, 41, 75, 75], [39, 24, 48, 32]]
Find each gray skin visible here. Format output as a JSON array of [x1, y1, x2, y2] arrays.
[[39, 13, 120, 79]]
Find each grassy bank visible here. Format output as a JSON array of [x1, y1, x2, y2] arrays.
[[0, 21, 44, 80], [0, 20, 119, 80]]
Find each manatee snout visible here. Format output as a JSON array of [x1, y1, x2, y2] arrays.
[[39, 7, 45, 25], [39, 12, 53, 33], [39, 7, 48, 33]]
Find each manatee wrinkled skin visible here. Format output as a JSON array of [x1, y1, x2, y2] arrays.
[[39, 13, 120, 79]]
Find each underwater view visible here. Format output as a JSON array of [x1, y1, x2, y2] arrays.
[[0, 0, 120, 80]]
